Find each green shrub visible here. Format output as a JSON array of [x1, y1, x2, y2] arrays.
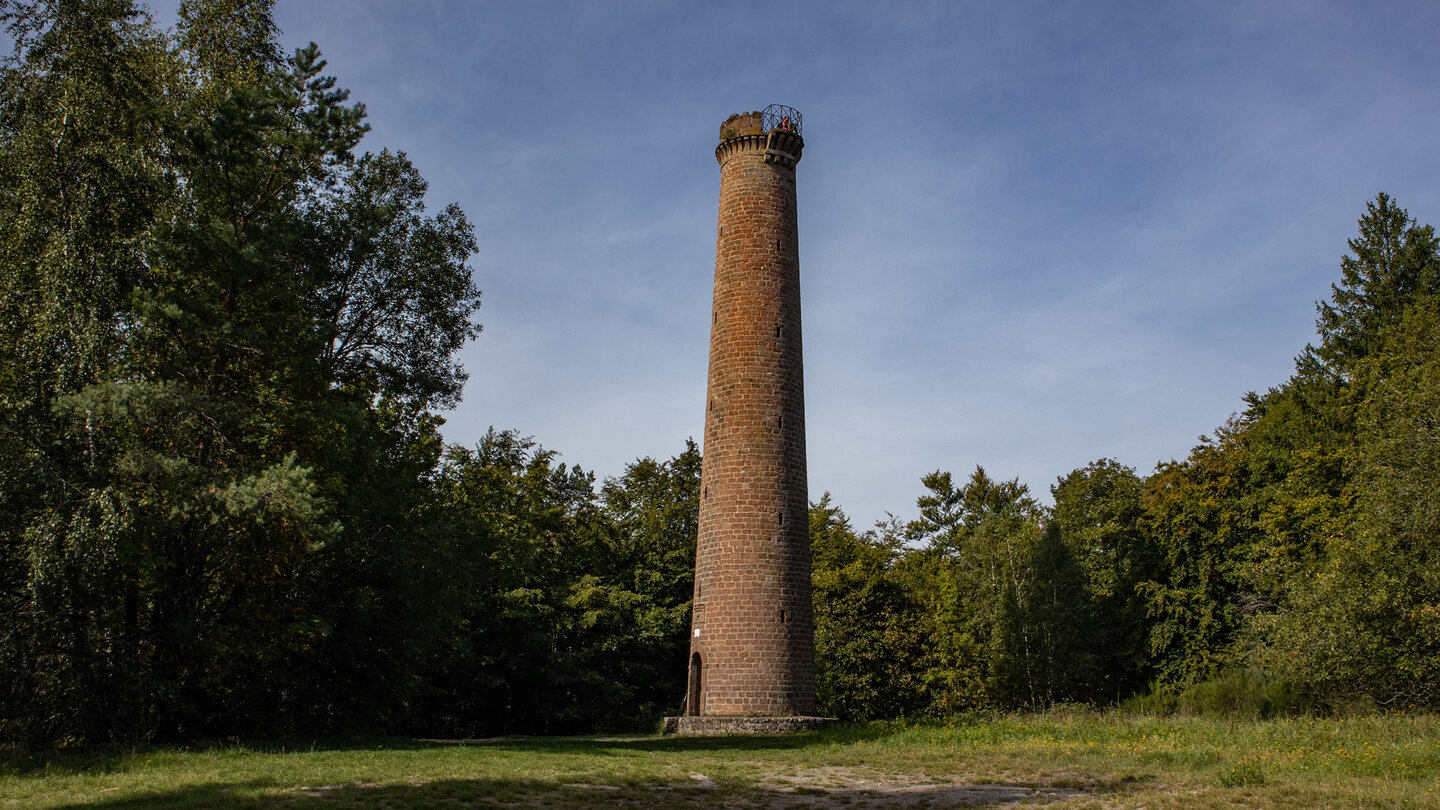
[[1119, 669, 1310, 719], [1117, 688, 1179, 716], [1218, 757, 1267, 787]]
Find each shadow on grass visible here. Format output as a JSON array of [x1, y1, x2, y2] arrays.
[[0, 748, 134, 779], [0, 738, 443, 778], [41, 774, 1089, 809], [0, 724, 903, 778], [451, 724, 903, 755]]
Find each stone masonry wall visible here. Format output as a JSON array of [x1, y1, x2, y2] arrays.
[[719, 111, 764, 138], [688, 114, 813, 717]]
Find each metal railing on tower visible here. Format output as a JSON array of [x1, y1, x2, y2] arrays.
[[762, 104, 802, 136]]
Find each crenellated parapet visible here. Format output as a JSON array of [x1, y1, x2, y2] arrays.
[[716, 123, 804, 169]]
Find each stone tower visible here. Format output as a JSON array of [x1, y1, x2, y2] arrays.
[[675, 107, 826, 733]]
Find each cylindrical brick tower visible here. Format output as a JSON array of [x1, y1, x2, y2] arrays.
[[685, 107, 815, 721]]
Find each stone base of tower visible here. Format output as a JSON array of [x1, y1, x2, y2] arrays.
[[660, 715, 837, 736]]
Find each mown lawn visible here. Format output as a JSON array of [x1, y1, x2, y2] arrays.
[[3, 711, 1439, 808]]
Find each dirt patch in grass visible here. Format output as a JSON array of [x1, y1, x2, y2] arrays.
[[748, 765, 1089, 807]]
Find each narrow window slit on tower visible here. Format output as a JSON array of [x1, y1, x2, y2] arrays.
[[778, 415, 783, 428], [775, 325, 781, 338], [775, 239, 781, 249], [780, 610, 787, 624], [777, 511, 784, 526]]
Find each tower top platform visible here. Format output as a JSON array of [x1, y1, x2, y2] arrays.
[[719, 105, 803, 139], [716, 106, 804, 168]]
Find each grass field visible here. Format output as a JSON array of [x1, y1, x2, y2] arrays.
[[4, 710, 1440, 808]]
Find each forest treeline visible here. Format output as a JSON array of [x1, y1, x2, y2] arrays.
[[4, 1, 1439, 746], [812, 186, 1440, 720], [811, 185, 1440, 720]]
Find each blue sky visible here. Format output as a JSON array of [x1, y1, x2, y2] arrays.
[[155, 1, 1440, 527]]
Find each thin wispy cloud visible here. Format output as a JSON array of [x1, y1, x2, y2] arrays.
[[111, 1, 1440, 523]]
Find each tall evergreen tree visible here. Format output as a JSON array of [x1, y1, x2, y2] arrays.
[[1314, 192, 1440, 376]]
